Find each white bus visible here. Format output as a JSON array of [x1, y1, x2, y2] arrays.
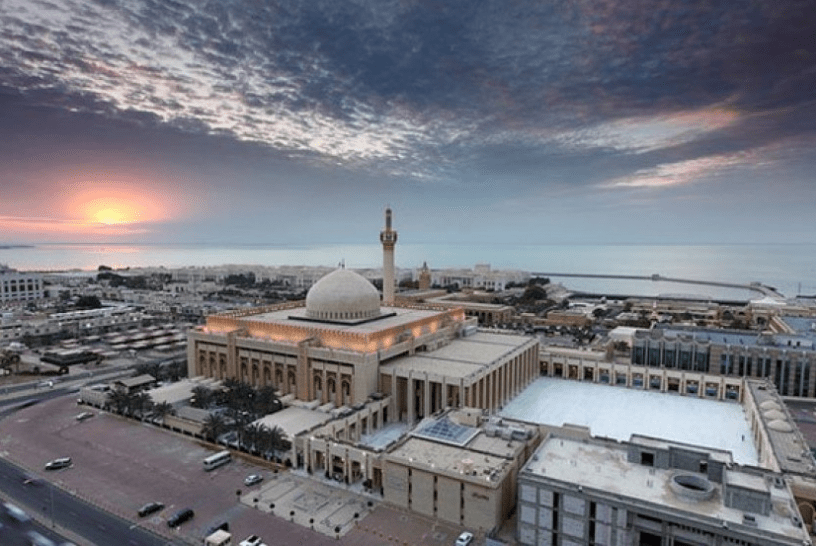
[[203, 450, 231, 471]]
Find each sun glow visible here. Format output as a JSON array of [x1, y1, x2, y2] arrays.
[[69, 184, 173, 228], [86, 198, 141, 225]]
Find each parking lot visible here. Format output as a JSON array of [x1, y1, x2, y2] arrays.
[[0, 394, 476, 546]]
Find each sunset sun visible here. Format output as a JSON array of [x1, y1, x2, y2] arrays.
[[85, 197, 143, 225], [93, 207, 130, 225]]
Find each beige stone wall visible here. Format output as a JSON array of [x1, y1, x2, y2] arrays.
[[463, 481, 501, 531], [436, 475, 462, 524], [383, 461, 409, 508], [410, 468, 435, 517], [163, 414, 203, 437]]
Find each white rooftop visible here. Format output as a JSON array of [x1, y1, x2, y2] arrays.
[[500, 378, 758, 465], [253, 406, 333, 439], [380, 331, 534, 379], [526, 436, 806, 541]]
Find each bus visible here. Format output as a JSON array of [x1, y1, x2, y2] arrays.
[[203, 450, 231, 471]]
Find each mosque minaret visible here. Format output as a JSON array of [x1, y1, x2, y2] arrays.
[[379, 206, 398, 305]]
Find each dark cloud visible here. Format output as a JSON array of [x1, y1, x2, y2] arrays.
[[0, 0, 814, 244]]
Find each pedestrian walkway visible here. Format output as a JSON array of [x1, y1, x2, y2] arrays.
[[240, 471, 372, 538]]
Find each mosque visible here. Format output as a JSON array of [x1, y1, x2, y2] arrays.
[[187, 208, 538, 420], [183, 210, 815, 543], [185, 209, 540, 530]]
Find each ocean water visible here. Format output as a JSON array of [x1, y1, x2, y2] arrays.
[[1, 243, 815, 299]]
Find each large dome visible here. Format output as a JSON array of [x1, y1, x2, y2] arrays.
[[305, 268, 381, 321]]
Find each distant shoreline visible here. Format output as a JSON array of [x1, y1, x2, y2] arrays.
[[0, 244, 34, 249]]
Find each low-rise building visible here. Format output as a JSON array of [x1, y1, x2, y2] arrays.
[[517, 433, 812, 546]]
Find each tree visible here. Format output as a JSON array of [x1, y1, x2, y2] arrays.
[[134, 362, 161, 380], [242, 422, 264, 454], [226, 408, 252, 449], [152, 401, 176, 422], [253, 386, 281, 416], [191, 386, 213, 409], [107, 389, 131, 415], [131, 392, 154, 418], [256, 425, 287, 459], [201, 413, 228, 442]]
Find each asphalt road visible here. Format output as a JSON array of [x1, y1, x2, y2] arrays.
[[0, 502, 67, 546], [0, 455, 178, 546]]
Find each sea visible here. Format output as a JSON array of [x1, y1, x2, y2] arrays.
[[1, 243, 815, 301]]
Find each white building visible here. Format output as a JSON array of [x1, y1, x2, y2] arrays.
[[0, 264, 43, 303]]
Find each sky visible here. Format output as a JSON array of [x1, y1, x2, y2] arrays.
[[0, 0, 814, 245]]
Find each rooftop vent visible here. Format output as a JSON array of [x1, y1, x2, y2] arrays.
[[742, 514, 757, 527], [669, 472, 715, 502]]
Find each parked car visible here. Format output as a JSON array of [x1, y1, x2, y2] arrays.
[[244, 474, 263, 486], [137, 501, 164, 517], [239, 535, 263, 546], [44, 457, 72, 471], [455, 531, 474, 546], [75, 411, 94, 421], [204, 520, 230, 536], [167, 507, 194, 527]]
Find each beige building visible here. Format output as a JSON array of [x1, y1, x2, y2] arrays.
[[185, 211, 543, 529]]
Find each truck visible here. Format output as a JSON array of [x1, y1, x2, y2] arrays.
[[204, 530, 232, 546]]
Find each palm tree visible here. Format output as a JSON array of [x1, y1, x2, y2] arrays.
[[107, 389, 130, 415], [242, 422, 264, 454], [132, 392, 154, 419], [191, 386, 213, 409], [152, 401, 175, 423], [222, 377, 240, 391], [226, 407, 252, 450], [201, 412, 227, 442], [254, 385, 281, 416]]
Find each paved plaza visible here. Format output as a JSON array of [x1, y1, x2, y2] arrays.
[[0, 392, 479, 545]]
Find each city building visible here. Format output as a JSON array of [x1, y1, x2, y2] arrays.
[[631, 323, 816, 398], [517, 433, 811, 546], [0, 264, 43, 303], [185, 209, 540, 528], [187, 209, 538, 419]]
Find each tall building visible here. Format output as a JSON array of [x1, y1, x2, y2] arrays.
[[418, 261, 431, 290], [379, 207, 398, 305]]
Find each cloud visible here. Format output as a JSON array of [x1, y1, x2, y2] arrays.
[[0, 215, 149, 237], [598, 151, 758, 189], [552, 108, 741, 153]]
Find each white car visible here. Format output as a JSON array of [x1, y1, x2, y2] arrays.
[[455, 531, 474, 546], [244, 474, 263, 486], [239, 535, 263, 546]]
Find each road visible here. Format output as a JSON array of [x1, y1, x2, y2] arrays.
[[532, 271, 784, 298], [0, 398, 180, 546]]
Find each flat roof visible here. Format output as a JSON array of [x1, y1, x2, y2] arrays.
[[147, 377, 221, 405], [387, 436, 512, 485], [253, 406, 333, 439], [500, 378, 758, 465], [747, 381, 815, 476], [524, 436, 805, 541], [380, 331, 534, 380], [246, 305, 444, 334]]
